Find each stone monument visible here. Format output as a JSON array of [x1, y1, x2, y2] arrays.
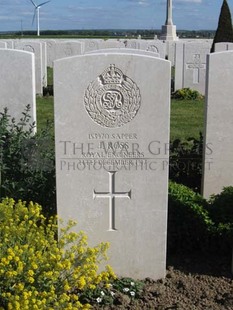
[[160, 0, 178, 41]]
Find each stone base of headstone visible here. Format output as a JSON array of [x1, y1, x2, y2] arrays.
[[160, 25, 178, 41]]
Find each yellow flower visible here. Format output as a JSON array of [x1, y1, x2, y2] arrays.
[[17, 283, 24, 291], [17, 261, 24, 273], [77, 276, 86, 289], [0, 199, 115, 309], [28, 277, 35, 284], [64, 283, 71, 291], [31, 263, 38, 270], [27, 270, 34, 277]]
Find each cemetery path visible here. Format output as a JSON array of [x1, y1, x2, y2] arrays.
[[93, 254, 233, 309]]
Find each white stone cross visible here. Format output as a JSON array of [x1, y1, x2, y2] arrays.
[[186, 54, 206, 84], [93, 171, 131, 231], [166, 0, 173, 25]]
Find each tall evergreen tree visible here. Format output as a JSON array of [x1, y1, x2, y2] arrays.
[[211, 0, 233, 52]]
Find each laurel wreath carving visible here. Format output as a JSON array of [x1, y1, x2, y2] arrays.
[[84, 67, 141, 128]]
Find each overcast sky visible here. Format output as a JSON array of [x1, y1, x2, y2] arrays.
[[0, 0, 232, 32]]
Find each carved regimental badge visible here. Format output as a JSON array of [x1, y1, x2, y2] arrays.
[[84, 64, 141, 128]]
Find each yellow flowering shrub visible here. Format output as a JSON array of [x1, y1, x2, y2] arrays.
[[0, 198, 115, 309]]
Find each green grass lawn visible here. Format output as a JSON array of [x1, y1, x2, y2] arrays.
[[36, 96, 205, 141], [170, 99, 204, 141], [36, 96, 54, 132], [47, 67, 53, 85]]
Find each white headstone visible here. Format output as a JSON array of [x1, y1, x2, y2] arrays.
[[146, 40, 166, 58], [214, 42, 233, 52], [174, 42, 184, 91], [44, 39, 57, 67], [4, 40, 14, 49], [202, 51, 233, 198], [0, 41, 7, 48], [41, 41, 48, 87], [14, 41, 43, 95], [99, 40, 125, 49], [83, 40, 102, 53], [175, 42, 211, 94], [55, 41, 84, 59], [124, 40, 166, 58], [0, 49, 36, 132], [86, 48, 160, 58], [167, 41, 176, 65], [54, 53, 170, 280], [124, 39, 139, 49], [46, 41, 84, 66]]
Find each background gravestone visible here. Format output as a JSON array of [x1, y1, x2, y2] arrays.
[[54, 53, 170, 280], [0, 49, 36, 132], [145, 40, 166, 59], [125, 40, 166, 58], [0, 41, 7, 48], [38, 41, 48, 87], [98, 39, 125, 49], [174, 42, 185, 90], [175, 42, 211, 94], [83, 39, 102, 53], [44, 39, 57, 67], [86, 48, 160, 58], [202, 50, 233, 198], [214, 42, 233, 52], [54, 41, 84, 60], [167, 41, 176, 66], [123, 39, 140, 49], [3, 40, 14, 49], [14, 41, 44, 95]]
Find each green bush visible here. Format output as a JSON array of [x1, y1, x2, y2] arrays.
[[0, 198, 115, 309], [168, 182, 212, 254], [172, 88, 204, 100], [168, 182, 233, 255], [0, 106, 56, 216], [169, 134, 203, 192], [208, 186, 233, 224]]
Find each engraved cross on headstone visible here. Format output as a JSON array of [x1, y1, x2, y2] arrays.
[[186, 54, 206, 84], [93, 171, 131, 231]]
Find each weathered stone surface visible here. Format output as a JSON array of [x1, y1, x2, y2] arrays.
[[86, 48, 159, 57], [0, 49, 36, 131], [202, 51, 233, 197], [214, 42, 233, 52], [175, 42, 211, 94], [54, 53, 170, 280], [14, 40, 44, 95]]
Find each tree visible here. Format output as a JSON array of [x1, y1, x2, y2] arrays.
[[211, 0, 233, 52]]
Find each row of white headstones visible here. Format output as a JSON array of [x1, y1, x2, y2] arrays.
[[0, 40, 232, 279], [2, 38, 232, 96]]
